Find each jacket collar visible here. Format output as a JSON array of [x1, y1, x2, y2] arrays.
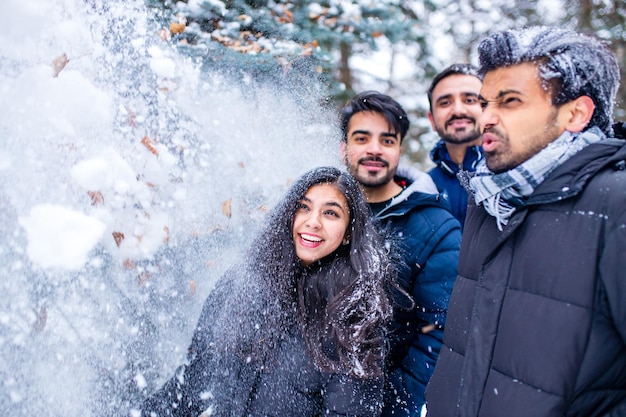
[[430, 139, 484, 175], [525, 137, 626, 206], [374, 166, 447, 219]]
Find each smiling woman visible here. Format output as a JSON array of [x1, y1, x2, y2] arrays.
[[138, 166, 396, 417], [292, 183, 351, 266]]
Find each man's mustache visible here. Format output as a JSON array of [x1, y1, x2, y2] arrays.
[[358, 157, 389, 167], [446, 115, 476, 127]]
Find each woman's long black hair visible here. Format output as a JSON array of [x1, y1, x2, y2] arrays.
[[240, 166, 394, 378]]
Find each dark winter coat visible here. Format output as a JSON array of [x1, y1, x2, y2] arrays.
[[425, 137, 626, 417], [374, 167, 462, 416], [140, 272, 383, 417], [429, 140, 483, 229]]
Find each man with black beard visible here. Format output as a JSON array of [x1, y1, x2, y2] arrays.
[[340, 91, 461, 416], [425, 27, 626, 417], [427, 64, 483, 228]]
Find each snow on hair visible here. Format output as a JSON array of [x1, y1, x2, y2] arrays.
[[477, 26, 620, 135]]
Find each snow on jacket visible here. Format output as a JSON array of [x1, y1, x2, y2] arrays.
[[425, 136, 626, 417], [428, 140, 483, 229], [375, 165, 462, 416], [140, 272, 383, 417]]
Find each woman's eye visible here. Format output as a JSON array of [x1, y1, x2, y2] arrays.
[[324, 210, 339, 218]]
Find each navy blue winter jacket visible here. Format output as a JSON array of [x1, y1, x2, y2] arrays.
[[428, 140, 483, 229], [375, 166, 462, 416]]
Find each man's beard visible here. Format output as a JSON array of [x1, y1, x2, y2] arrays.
[[347, 156, 396, 188], [484, 108, 560, 174], [437, 116, 481, 145], [438, 127, 481, 145]]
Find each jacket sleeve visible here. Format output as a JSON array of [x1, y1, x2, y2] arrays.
[[602, 211, 626, 348], [323, 373, 384, 417], [392, 207, 461, 413], [600, 211, 626, 417]]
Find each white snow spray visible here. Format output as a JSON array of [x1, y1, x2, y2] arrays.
[[0, 0, 340, 415]]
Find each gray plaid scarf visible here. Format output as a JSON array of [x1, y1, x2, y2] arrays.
[[463, 128, 603, 231]]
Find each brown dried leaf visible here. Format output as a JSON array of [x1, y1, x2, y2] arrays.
[[123, 259, 136, 269], [141, 136, 159, 155], [170, 22, 186, 35], [52, 53, 69, 78], [125, 107, 138, 128], [221, 198, 232, 218], [189, 280, 197, 297], [88, 191, 104, 206], [163, 226, 170, 243], [273, 6, 293, 24], [138, 271, 151, 286], [113, 231, 125, 247], [259, 205, 269, 212]]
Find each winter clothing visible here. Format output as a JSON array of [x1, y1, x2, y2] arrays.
[[140, 272, 383, 417], [425, 130, 626, 417], [614, 121, 626, 139], [468, 129, 601, 230], [429, 140, 483, 229], [139, 167, 393, 417], [375, 165, 462, 416]]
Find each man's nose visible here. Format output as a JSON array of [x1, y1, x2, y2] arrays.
[[480, 106, 498, 130], [366, 140, 382, 154]]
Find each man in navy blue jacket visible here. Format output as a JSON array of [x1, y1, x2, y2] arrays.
[[427, 64, 483, 229], [340, 91, 461, 416]]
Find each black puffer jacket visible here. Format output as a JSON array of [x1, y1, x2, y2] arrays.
[[140, 274, 383, 417], [425, 136, 626, 417]]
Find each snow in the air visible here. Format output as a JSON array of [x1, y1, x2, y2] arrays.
[[0, 0, 339, 415]]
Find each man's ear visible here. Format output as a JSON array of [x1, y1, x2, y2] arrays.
[[427, 111, 436, 130], [340, 141, 347, 162], [563, 95, 595, 133]]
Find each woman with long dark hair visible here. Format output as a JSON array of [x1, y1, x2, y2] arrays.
[[140, 166, 395, 416]]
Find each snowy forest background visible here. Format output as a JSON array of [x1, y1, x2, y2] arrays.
[[0, 0, 623, 416]]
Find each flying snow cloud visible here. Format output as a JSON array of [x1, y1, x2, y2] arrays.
[[0, 0, 339, 415]]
